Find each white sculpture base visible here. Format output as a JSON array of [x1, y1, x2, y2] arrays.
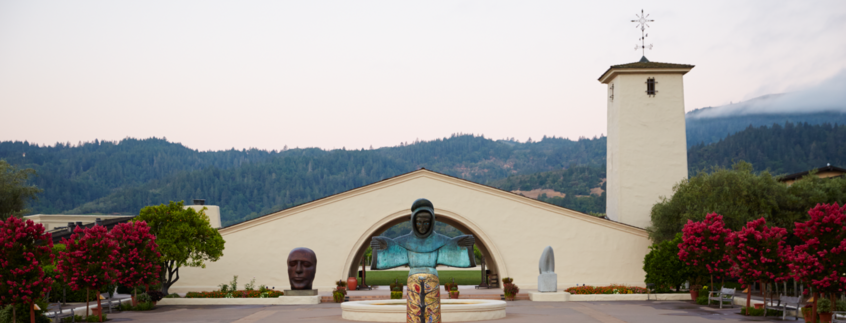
[[529, 291, 570, 302], [537, 273, 557, 292], [278, 295, 321, 305]]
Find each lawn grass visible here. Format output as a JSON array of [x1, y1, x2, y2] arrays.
[[358, 270, 482, 286]]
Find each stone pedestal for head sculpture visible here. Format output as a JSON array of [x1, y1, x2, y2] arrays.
[[538, 246, 557, 293], [284, 247, 319, 296], [370, 198, 477, 323]]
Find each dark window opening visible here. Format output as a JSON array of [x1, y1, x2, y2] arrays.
[[646, 77, 657, 96]]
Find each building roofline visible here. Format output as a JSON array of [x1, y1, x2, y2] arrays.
[[598, 61, 694, 84], [221, 168, 646, 236], [777, 165, 846, 182]]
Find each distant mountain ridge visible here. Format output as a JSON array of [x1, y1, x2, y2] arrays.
[[0, 135, 605, 225]]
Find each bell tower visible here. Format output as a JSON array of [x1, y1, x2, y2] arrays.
[[598, 57, 694, 229]]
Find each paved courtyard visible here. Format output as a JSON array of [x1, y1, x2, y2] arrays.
[[103, 300, 793, 322]]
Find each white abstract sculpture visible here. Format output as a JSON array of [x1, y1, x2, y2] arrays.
[[538, 246, 557, 292]]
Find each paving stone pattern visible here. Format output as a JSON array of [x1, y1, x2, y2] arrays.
[[105, 300, 791, 322]]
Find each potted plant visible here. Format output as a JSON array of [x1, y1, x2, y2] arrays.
[[504, 284, 519, 301], [817, 298, 833, 323], [336, 280, 347, 292], [802, 305, 815, 323], [390, 279, 403, 293], [689, 284, 701, 301], [390, 286, 403, 300], [443, 279, 458, 294], [148, 291, 164, 306], [333, 290, 345, 303], [449, 286, 460, 299]]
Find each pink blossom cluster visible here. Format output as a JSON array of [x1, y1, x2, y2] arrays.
[[57, 225, 120, 292], [0, 216, 54, 306], [725, 217, 790, 287], [110, 221, 161, 289], [678, 213, 733, 278], [785, 203, 846, 294]]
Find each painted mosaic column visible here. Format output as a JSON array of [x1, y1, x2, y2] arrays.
[[407, 273, 440, 323]]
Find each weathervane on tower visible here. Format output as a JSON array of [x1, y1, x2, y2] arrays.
[[632, 9, 654, 58]]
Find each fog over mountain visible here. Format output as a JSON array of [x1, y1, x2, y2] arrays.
[[684, 69, 846, 147], [687, 69, 846, 119]]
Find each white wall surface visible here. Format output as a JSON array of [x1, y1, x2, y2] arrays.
[[171, 170, 651, 293]]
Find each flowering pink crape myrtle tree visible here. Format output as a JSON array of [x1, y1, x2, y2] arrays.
[[0, 216, 54, 323], [725, 217, 790, 315], [787, 203, 846, 321], [111, 221, 161, 299], [678, 213, 733, 291], [57, 225, 119, 322]]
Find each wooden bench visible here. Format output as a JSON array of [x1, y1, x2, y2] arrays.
[[778, 295, 802, 320], [708, 287, 736, 309]]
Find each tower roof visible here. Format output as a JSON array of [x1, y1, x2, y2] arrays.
[[598, 59, 694, 84]]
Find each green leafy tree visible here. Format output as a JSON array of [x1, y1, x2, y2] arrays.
[[136, 201, 225, 295], [0, 160, 41, 220], [649, 161, 787, 243], [643, 233, 694, 292], [650, 160, 846, 244]]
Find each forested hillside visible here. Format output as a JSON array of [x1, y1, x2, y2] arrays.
[[687, 122, 846, 175], [0, 134, 605, 226], [489, 165, 606, 214], [6, 120, 846, 227]]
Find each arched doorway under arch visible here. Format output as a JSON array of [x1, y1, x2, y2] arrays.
[[344, 211, 502, 288]]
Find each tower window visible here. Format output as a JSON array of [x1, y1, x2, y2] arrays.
[[646, 78, 657, 96]]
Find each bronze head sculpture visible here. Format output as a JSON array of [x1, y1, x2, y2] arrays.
[[287, 247, 317, 290]]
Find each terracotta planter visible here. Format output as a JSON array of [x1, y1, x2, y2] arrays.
[[754, 303, 764, 309], [802, 307, 815, 323], [347, 277, 358, 291], [505, 295, 515, 301], [818, 313, 832, 323], [690, 290, 699, 301], [449, 291, 460, 299], [131, 295, 138, 307], [91, 306, 102, 316]]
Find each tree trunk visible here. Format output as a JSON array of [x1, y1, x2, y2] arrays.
[[30, 302, 34, 323], [746, 286, 752, 315], [86, 289, 90, 320], [361, 261, 367, 288], [813, 292, 819, 323], [12, 305, 15, 323], [710, 275, 714, 292], [761, 282, 767, 317], [161, 261, 179, 295]]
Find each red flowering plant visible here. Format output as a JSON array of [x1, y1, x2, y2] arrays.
[[0, 216, 54, 323], [725, 217, 790, 315], [786, 203, 846, 320], [110, 221, 161, 300], [57, 225, 119, 322], [678, 213, 733, 290]]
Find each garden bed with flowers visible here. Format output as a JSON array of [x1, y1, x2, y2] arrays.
[[565, 285, 648, 295], [184, 290, 284, 298]]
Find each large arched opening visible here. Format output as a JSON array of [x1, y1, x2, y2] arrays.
[[343, 208, 504, 287]]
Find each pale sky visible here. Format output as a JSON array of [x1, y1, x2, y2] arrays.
[[2, 1, 844, 151]]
